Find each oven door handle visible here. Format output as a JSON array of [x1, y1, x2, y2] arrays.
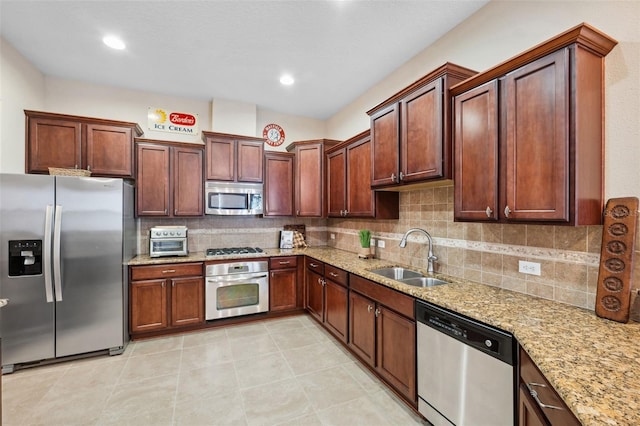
[[207, 274, 268, 283]]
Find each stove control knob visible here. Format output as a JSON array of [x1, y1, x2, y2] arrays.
[[485, 339, 492, 348], [163, 231, 168, 236]]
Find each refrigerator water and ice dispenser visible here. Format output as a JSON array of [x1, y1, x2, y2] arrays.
[[8, 240, 42, 276]]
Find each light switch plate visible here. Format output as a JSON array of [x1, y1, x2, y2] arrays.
[[519, 260, 541, 276], [330, 233, 335, 240], [377, 240, 385, 248]]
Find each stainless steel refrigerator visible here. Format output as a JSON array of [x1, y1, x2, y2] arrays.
[[0, 173, 135, 373]]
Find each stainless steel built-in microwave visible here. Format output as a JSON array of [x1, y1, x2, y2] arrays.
[[205, 182, 263, 216]]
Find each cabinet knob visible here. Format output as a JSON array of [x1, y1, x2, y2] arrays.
[[367, 305, 372, 313], [390, 173, 396, 183], [485, 206, 493, 217], [344, 210, 348, 216], [374, 308, 380, 317], [399, 171, 404, 181], [504, 205, 511, 217]]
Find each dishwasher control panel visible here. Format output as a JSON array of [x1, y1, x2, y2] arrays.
[[417, 300, 514, 364]]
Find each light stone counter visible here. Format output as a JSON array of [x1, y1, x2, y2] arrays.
[[129, 247, 639, 425]]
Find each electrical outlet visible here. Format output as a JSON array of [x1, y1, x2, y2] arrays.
[[377, 239, 385, 248], [519, 260, 541, 276], [370, 238, 376, 247], [330, 233, 335, 240]]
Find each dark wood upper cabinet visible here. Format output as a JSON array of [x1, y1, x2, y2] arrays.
[[135, 139, 203, 217], [25, 110, 143, 177], [202, 131, 264, 183], [263, 151, 294, 216], [452, 23, 617, 225], [286, 139, 340, 217], [367, 63, 477, 189], [326, 131, 399, 219]]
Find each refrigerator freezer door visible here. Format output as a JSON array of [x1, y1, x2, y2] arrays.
[[0, 174, 56, 367], [54, 176, 125, 357]]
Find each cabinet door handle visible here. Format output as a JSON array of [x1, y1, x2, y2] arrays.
[[296, 210, 300, 216], [526, 383, 564, 410], [344, 210, 348, 216], [74, 164, 78, 169], [374, 308, 380, 317], [317, 277, 322, 285], [172, 282, 175, 288], [164, 209, 168, 214], [329, 272, 338, 277], [162, 269, 176, 274], [309, 263, 319, 268], [161, 282, 165, 288], [367, 305, 372, 313], [87, 165, 91, 171], [322, 279, 326, 287], [485, 206, 493, 217], [271, 272, 274, 278], [399, 171, 404, 181], [504, 206, 511, 217], [279, 261, 291, 265], [390, 173, 396, 183]]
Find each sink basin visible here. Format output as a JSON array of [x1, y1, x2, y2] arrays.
[[370, 267, 423, 280], [399, 277, 449, 287]]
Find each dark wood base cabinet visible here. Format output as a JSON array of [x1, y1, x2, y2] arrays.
[[348, 274, 416, 405], [130, 263, 204, 336], [304, 258, 349, 343], [269, 256, 303, 312], [519, 347, 580, 426]]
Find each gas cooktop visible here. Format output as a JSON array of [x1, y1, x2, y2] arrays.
[[206, 247, 264, 256]]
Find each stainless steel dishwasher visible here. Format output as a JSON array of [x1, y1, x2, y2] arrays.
[[416, 300, 516, 426]]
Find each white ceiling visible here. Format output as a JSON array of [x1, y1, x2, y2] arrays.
[[0, 0, 489, 120]]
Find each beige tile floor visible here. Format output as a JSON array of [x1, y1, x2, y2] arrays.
[[2, 314, 428, 426]]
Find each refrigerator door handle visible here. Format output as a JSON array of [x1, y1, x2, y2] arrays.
[[43, 204, 55, 303], [53, 204, 63, 302]]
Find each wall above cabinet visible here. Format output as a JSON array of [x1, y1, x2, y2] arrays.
[[367, 63, 477, 190], [451, 23, 617, 226]]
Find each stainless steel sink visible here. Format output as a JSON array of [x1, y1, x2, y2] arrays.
[[369, 267, 423, 280], [398, 277, 449, 287]]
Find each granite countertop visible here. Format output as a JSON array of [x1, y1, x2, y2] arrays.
[[129, 247, 640, 425]]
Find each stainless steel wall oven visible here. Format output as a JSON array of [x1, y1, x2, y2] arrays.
[[205, 260, 269, 320]]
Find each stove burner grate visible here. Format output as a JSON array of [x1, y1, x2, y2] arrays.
[[206, 247, 264, 256]]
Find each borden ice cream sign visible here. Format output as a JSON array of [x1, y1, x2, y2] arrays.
[[148, 108, 199, 135]]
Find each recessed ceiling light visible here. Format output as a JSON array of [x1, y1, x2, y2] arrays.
[[103, 35, 126, 50], [279, 74, 295, 86]]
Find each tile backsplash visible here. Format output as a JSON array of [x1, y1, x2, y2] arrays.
[[138, 217, 327, 254], [326, 185, 640, 312], [136, 185, 640, 313]]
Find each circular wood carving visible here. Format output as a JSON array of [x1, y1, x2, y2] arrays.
[[606, 240, 627, 255], [610, 205, 630, 219], [601, 295, 621, 312], [608, 223, 628, 237], [604, 258, 626, 273], [603, 276, 624, 292]]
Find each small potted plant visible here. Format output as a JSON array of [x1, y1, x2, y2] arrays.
[[358, 229, 371, 258]]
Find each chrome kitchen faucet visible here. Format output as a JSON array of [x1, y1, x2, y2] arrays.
[[399, 228, 437, 273]]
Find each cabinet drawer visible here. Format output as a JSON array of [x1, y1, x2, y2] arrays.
[[325, 265, 348, 287], [270, 256, 298, 270], [519, 347, 580, 426], [350, 274, 414, 319], [130, 262, 203, 280], [305, 257, 324, 274]]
